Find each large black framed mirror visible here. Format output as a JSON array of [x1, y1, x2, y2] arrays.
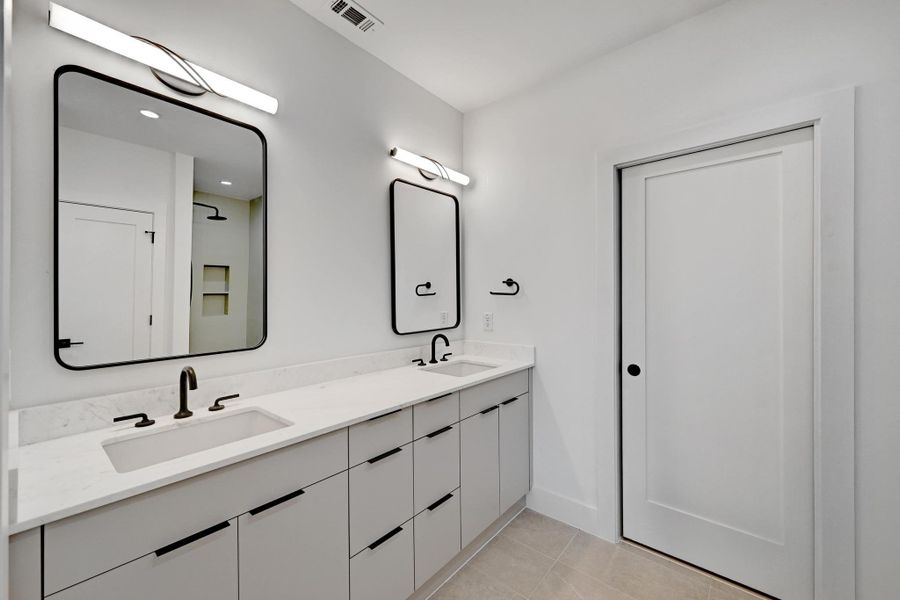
[[54, 65, 267, 369], [390, 179, 460, 335]]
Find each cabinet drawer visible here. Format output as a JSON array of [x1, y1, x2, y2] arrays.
[[413, 392, 459, 439], [44, 428, 347, 595], [349, 407, 412, 466], [459, 371, 528, 419], [349, 442, 413, 556], [413, 423, 460, 514], [239, 472, 349, 600], [52, 518, 238, 600], [414, 491, 461, 589], [460, 408, 500, 547], [350, 520, 414, 600]]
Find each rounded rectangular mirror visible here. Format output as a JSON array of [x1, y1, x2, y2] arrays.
[[390, 179, 460, 335], [54, 66, 267, 369]]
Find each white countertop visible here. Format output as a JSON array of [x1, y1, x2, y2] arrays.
[[10, 355, 532, 534]]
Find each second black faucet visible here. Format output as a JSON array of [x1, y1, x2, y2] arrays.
[[430, 334, 450, 364]]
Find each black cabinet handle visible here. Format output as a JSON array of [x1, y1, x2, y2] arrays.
[[427, 492, 454, 512], [426, 425, 453, 439], [155, 521, 229, 557], [248, 488, 305, 516], [368, 526, 403, 550], [367, 408, 402, 422], [426, 393, 452, 403], [367, 446, 402, 464], [501, 397, 519, 406], [480, 405, 499, 415], [627, 364, 642, 376]]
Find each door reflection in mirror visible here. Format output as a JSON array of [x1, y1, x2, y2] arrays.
[[54, 66, 266, 369]]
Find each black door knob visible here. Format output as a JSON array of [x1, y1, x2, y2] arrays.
[[627, 364, 641, 377]]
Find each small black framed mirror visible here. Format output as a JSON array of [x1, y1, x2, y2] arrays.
[[390, 179, 460, 335], [54, 66, 267, 369]]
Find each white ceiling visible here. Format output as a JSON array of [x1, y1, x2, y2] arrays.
[[289, 0, 731, 111], [58, 71, 264, 201]]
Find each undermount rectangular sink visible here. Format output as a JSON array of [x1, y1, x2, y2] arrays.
[[423, 360, 498, 377], [102, 408, 292, 473]]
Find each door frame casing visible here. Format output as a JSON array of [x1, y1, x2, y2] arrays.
[[597, 88, 855, 600]]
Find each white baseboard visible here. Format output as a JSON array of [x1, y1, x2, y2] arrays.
[[526, 486, 614, 542]]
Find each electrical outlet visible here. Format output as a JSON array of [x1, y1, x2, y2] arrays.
[[439, 311, 449, 326], [482, 312, 494, 332]]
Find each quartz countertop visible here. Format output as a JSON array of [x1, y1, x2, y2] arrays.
[[10, 355, 532, 534]]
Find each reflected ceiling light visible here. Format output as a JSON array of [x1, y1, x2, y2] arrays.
[[390, 147, 470, 186], [220, 180, 233, 186], [139, 109, 159, 119], [48, 3, 279, 115]]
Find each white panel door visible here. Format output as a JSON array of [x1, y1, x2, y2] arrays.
[[622, 128, 814, 600], [58, 202, 154, 366]]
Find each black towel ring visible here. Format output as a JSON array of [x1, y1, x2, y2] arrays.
[[416, 282, 437, 297], [490, 278, 520, 296]]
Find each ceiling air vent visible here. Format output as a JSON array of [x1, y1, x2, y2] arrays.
[[330, 0, 380, 33]]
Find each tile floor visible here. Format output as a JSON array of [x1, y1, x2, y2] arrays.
[[431, 509, 768, 600]]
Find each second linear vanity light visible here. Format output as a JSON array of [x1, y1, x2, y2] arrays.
[[390, 147, 471, 186]]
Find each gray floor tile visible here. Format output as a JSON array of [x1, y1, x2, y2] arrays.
[[467, 534, 555, 597], [530, 563, 637, 600], [500, 509, 579, 559], [430, 564, 527, 600], [557, 531, 618, 579]]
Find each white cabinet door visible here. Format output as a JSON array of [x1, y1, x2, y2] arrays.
[[52, 518, 237, 600], [460, 406, 500, 547], [499, 394, 530, 513], [239, 472, 349, 600], [350, 520, 414, 600]]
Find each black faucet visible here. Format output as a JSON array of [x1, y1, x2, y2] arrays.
[[430, 334, 450, 364], [175, 366, 197, 419]]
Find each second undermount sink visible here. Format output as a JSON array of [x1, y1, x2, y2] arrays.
[[102, 408, 292, 473], [424, 360, 498, 377]]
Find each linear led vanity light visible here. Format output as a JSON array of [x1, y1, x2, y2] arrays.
[[390, 147, 471, 186], [48, 3, 279, 115]]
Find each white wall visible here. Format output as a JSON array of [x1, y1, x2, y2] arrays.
[[9, 0, 462, 407], [461, 0, 900, 597]]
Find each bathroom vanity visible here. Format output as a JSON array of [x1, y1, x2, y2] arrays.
[[8, 357, 533, 600]]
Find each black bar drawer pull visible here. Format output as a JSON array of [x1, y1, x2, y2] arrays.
[[480, 405, 499, 415], [367, 408, 402, 422], [426, 425, 453, 439], [427, 492, 454, 512], [426, 393, 452, 403], [367, 446, 402, 464], [249, 488, 305, 516], [501, 397, 519, 406], [368, 526, 403, 551], [155, 521, 230, 557]]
